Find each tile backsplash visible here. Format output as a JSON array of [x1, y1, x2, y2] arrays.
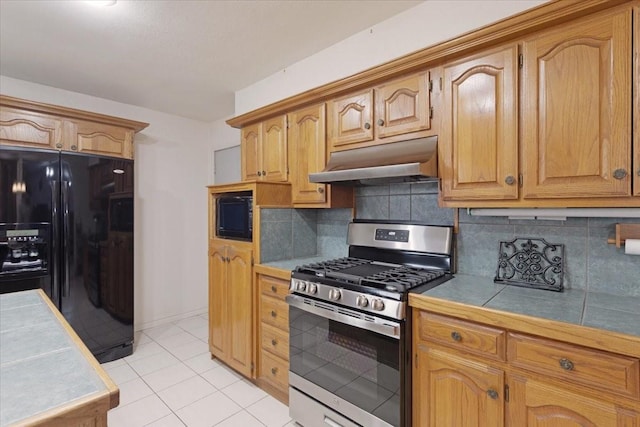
[[260, 183, 640, 297]]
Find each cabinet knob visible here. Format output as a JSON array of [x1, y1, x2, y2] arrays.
[[271, 285, 277, 293], [317, 187, 324, 194], [559, 358, 574, 371], [55, 143, 63, 149], [271, 339, 278, 346], [377, 119, 385, 126], [451, 331, 462, 342], [364, 122, 371, 130], [637, 168, 640, 177], [70, 145, 78, 151], [271, 367, 278, 375], [505, 175, 516, 186], [613, 169, 627, 180], [257, 171, 262, 177], [486, 389, 499, 400], [271, 310, 277, 318], [262, 170, 266, 176]]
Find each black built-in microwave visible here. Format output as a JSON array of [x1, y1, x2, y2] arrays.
[[216, 192, 253, 241]]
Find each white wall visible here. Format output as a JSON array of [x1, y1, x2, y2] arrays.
[[1, 75, 211, 330], [235, 0, 547, 114]]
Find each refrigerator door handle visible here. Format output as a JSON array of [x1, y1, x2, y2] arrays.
[[62, 181, 71, 298], [50, 180, 60, 302]]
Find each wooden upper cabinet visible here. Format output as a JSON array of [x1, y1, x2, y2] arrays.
[[440, 44, 519, 201], [241, 123, 261, 181], [375, 71, 431, 139], [634, 5, 640, 197], [521, 8, 632, 199], [241, 116, 287, 182], [68, 119, 134, 159], [327, 89, 374, 150], [0, 96, 147, 159], [288, 103, 327, 204], [327, 71, 432, 152], [0, 107, 64, 150], [262, 116, 288, 182]]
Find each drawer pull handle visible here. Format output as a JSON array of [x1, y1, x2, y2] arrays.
[[451, 331, 462, 342], [271, 285, 277, 292], [487, 389, 498, 400], [271, 367, 278, 375], [271, 339, 278, 346], [271, 310, 277, 318], [559, 358, 574, 371]]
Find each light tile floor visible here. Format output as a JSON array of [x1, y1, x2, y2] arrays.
[[102, 313, 295, 427]]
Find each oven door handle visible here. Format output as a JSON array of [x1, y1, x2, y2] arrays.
[[286, 294, 401, 340]]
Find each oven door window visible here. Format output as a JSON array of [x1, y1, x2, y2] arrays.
[[289, 304, 401, 426]]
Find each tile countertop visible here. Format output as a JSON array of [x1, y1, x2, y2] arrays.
[[414, 274, 640, 338], [0, 290, 118, 427]]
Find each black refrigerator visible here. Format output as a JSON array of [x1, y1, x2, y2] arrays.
[[0, 145, 134, 363]]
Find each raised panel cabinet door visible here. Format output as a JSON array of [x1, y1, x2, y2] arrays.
[[521, 8, 632, 198], [262, 115, 288, 182], [440, 44, 519, 201], [226, 245, 254, 377], [241, 123, 261, 181], [375, 71, 431, 139], [70, 119, 134, 159], [413, 346, 504, 427], [0, 107, 63, 150], [288, 103, 327, 204], [208, 243, 228, 359], [634, 6, 640, 196], [508, 376, 640, 426], [327, 89, 374, 151]]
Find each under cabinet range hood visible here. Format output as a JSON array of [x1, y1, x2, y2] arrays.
[[309, 136, 438, 186]]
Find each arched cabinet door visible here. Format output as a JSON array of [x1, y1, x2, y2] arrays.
[[261, 115, 288, 182], [327, 89, 374, 151], [521, 8, 632, 199], [241, 123, 261, 182], [440, 44, 519, 201]]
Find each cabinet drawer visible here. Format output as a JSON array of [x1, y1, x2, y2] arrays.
[[417, 312, 506, 361], [508, 333, 640, 399], [261, 322, 289, 360], [260, 275, 290, 301], [260, 351, 289, 392], [261, 295, 289, 330]]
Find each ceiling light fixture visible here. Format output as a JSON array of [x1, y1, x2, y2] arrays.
[[85, 0, 117, 6]]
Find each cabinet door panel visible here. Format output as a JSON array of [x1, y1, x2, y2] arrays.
[[209, 243, 227, 358], [226, 245, 253, 377], [327, 89, 373, 151], [71, 120, 133, 159], [262, 116, 287, 182], [414, 346, 504, 427], [0, 108, 63, 150], [508, 376, 640, 426], [522, 9, 632, 198], [241, 123, 261, 181], [634, 6, 640, 197], [375, 72, 430, 139], [440, 45, 518, 200], [289, 104, 327, 204]]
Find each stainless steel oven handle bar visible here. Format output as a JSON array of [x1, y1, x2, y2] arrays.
[[286, 294, 400, 340]]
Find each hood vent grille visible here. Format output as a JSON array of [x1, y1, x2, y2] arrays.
[[309, 136, 438, 186]]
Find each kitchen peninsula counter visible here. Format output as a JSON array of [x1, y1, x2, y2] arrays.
[[0, 289, 119, 427], [410, 274, 640, 357]]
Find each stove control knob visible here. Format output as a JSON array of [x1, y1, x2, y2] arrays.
[[371, 299, 385, 311], [307, 283, 318, 295], [356, 295, 369, 308], [296, 281, 307, 292], [328, 289, 341, 301]]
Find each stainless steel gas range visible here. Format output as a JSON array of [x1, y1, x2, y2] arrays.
[[286, 221, 454, 427]]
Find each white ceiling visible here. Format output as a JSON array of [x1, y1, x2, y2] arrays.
[[0, 0, 421, 122]]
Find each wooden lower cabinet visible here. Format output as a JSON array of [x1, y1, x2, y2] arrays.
[[209, 240, 254, 378], [412, 309, 640, 427], [413, 346, 504, 427], [256, 273, 290, 403]]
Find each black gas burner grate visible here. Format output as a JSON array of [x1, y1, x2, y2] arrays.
[[296, 257, 371, 275]]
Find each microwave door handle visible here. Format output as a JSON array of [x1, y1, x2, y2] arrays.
[[285, 294, 401, 340]]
